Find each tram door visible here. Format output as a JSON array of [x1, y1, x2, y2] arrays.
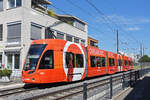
[[65, 52, 85, 82], [37, 50, 54, 83]]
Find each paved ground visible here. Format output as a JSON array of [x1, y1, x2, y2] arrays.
[[113, 72, 150, 100], [0, 77, 23, 88]]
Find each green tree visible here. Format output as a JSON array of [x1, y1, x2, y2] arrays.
[[138, 55, 150, 62]]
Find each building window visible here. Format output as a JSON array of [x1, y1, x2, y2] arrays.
[[7, 54, 13, 69], [7, 23, 21, 43], [90, 40, 95, 46], [81, 40, 85, 45], [74, 20, 85, 31], [57, 32, 64, 40], [6, 53, 20, 70], [8, 0, 22, 9], [31, 23, 42, 40], [0, 24, 2, 41], [16, 0, 21, 7], [14, 54, 20, 69], [45, 28, 54, 39], [0, 0, 3, 11], [0, 54, 2, 69], [66, 35, 72, 42], [74, 37, 79, 43]]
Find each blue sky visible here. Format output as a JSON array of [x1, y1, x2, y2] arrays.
[[49, 0, 150, 56]]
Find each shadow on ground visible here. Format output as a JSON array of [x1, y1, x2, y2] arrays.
[[124, 76, 150, 100]]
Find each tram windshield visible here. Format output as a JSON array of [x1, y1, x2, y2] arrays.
[[24, 44, 47, 71]]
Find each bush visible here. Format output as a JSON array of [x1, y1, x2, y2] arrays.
[[0, 69, 12, 77]]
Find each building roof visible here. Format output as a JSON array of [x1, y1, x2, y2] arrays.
[[56, 14, 87, 25], [88, 36, 98, 42]]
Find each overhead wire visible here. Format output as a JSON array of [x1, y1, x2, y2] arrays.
[[65, 0, 116, 41], [84, 0, 139, 42], [50, 0, 140, 53], [84, 0, 140, 53]]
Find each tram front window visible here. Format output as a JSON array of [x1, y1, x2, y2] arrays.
[[24, 44, 47, 71]]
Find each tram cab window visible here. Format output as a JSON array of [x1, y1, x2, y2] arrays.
[[76, 54, 83, 68], [90, 56, 96, 67], [96, 57, 101, 67], [102, 57, 105, 67], [65, 52, 75, 68], [39, 50, 54, 69]]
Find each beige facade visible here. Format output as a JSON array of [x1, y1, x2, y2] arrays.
[[0, 0, 88, 76]]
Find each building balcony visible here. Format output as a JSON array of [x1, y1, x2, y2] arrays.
[[31, 0, 51, 12]]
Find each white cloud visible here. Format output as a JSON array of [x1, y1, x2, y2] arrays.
[[95, 14, 150, 31], [96, 14, 150, 25], [126, 27, 141, 31]]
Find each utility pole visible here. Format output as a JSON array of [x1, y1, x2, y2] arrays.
[[140, 43, 143, 57], [143, 44, 144, 56], [140, 42, 143, 70], [117, 30, 119, 54]]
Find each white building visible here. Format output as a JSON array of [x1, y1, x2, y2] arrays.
[[0, 0, 88, 76]]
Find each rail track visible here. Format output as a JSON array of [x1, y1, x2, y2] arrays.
[[0, 70, 142, 100], [23, 75, 125, 100], [0, 86, 37, 97]]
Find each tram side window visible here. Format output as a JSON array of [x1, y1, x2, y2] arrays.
[[129, 61, 131, 66], [109, 58, 112, 66], [125, 60, 128, 66], [117, 59, 119, 66], [118, 59, 122, 66], [130, 61, 132, 66], [65, 52, 75, 68], [112, 58, 115, 66], [90, 56, 96, 67], [120, 60, 123, 66], [102, 57, 105, 67], [109, 58, 115, 66], [39, 50, 54, 69], [76, 54, 83, 68], [96, 57, 101, 67]]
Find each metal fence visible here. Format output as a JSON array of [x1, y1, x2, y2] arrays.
[[135, 62, 150, 67], [82, 68, 150, 100]]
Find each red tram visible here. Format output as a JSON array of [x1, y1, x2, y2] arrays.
[[22, 39, 133, 84]]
